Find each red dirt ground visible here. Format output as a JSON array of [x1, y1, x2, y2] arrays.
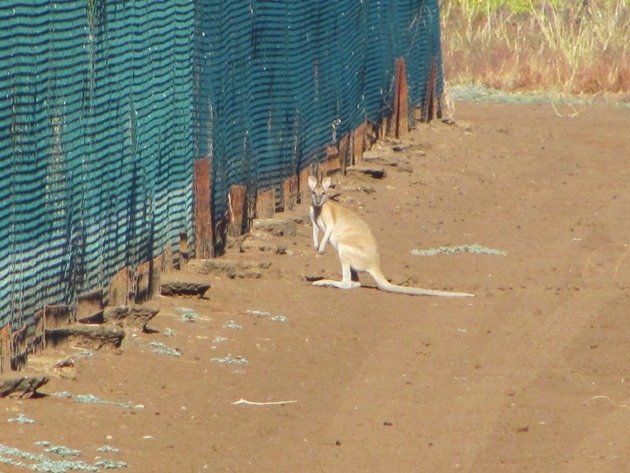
[[1, 101, 629, 473]]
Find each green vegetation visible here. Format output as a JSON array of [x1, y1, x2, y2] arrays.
[[440, 0, 629, 95]]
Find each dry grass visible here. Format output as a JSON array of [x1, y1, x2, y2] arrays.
[[440, 0, 630, 95]]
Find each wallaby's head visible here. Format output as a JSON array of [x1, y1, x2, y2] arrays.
[[308, 175, 332, 207]]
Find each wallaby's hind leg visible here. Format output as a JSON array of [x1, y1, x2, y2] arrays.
[[313, 259, 361, 289]]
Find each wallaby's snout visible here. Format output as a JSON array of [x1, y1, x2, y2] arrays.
[[311, 188, 326, 207], [308, 175, 331, 208]]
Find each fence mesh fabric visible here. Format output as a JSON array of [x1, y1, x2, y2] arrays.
[[1, 1, 196, 328], [0, 0, 443, 329], [194, 0, 444, 219]]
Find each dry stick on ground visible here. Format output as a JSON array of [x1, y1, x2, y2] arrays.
[[582, 395, 628, 408], [232, 398, 298, 406], [551, 102, 580, 118], [614, 245, 630, 278], [581, 242, 630, 281]]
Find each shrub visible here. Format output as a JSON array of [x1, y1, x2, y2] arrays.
[[440, 0, 629, 94]]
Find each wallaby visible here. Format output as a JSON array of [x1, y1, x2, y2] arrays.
[[308, 175, 474, 297]]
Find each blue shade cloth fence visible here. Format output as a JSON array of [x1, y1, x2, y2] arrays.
[[0, 0, 443, 357]]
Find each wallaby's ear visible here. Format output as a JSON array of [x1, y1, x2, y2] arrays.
[[321, 176, 332, 191], [308, 175, 318, 191]]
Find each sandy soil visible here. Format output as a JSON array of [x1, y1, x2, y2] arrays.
[[1, 101, 629, 473]]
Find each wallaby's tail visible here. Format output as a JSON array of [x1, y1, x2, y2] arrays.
[[369, 268, 474, 298]]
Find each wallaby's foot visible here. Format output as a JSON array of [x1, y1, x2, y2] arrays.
[[313, 279, 361, 289]]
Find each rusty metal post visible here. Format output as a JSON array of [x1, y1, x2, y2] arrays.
[[0, 324, 10, 373], [283, 175, 298, 211], [423, 58, 438, 122], [193, 158, 214, 258], [298, 167, 312, 204], [228, 184, 247, 236], [392, 58, 409, 138], [256, 188, 275, 219]]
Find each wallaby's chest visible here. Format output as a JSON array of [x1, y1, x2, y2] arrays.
[[311, 203, 338, 228], [310, 205, 326, 231]]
